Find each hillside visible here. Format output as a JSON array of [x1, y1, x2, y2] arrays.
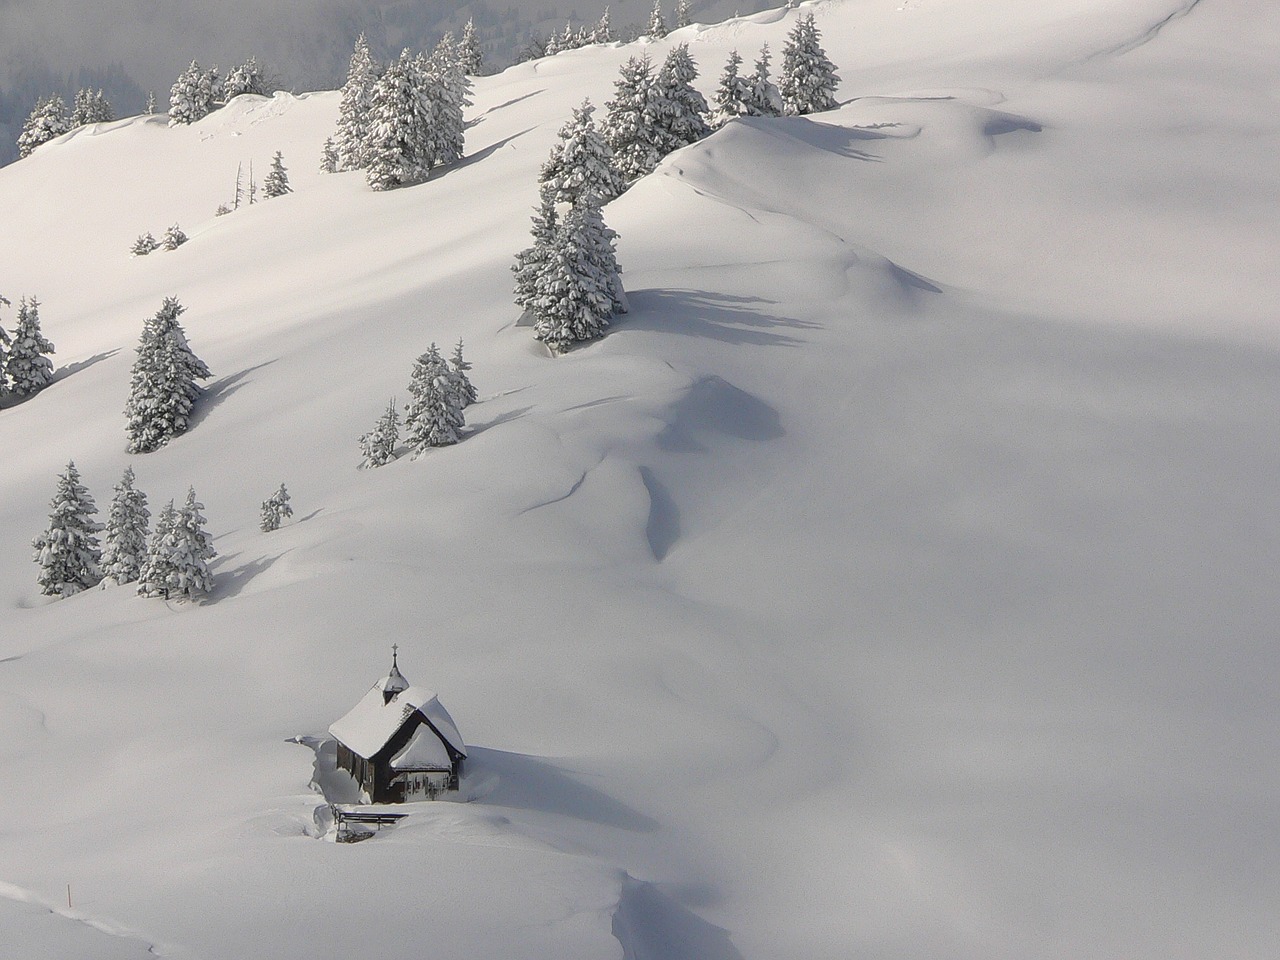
[[2, 1, 1279, 958]]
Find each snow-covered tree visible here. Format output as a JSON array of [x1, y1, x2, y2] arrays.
[[405, 345, 464, 453], [224, 57, 267, 100], [358, 397, 401, 467], [654, 44, 710, 154], [145, 91, 157, 115], [530, 199, 624, 353], [780, 13, 840, 116], [0, 297, 11, 401], [32, 461, 102, 597], [335, 34, 380, 171], [365, 50, 436, 191], [450, 339, 478, 406], [5, 297, 55, 397], [675, 0, 692, 28], [744, 43, 783, 117], [593, 7, 613, 43], [544, 31, 562, 57], [513, 189, 559, 314], [162, 224, 188, 250], [710, 50, 751, 128], [100, 466, 150, 586], [425, 35, 472, 167], [604, 55, 661, 182], [647, 0, 668, 39], [540, 100, 626, 207], [17, 95, 70, 159], [71, 88, 114, 126], [131, 232, 158, 256], [260, 483, 293, 532], [264, 151, 291, 197], [138, 489, 216, 600], [123, 297, 212, 454], [460, 18, 484, 75], [320, 137, 339, 173], [169, 60, 216, 125]]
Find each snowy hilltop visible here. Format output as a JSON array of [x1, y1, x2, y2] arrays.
[[2, 1, 1279, 959]]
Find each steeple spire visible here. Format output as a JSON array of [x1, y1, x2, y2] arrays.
[[383, 644, 409, 701]]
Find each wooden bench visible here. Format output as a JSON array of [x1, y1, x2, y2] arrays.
[[333, 807, 407, 841]]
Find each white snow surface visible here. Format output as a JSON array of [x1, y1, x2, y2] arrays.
[[2, 2, 1279, 959], [390, 722, 453, 771]]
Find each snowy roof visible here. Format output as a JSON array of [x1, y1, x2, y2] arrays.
[[329, 674, 466, 760], [390, 723, 453, 771]]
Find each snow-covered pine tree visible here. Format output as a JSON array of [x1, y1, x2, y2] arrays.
[[162, 224, 187, 249], [745, 43, 783, 117], [132, 232, 158, 256], [593, 7, 613, 43], [264, 151, 292, 197], [540, 100, 626, 207], [604, 55, 662, 182], [224, 57, 267, 100], [17, 95, 70, 159], [0, 298, 11, 401], [92, 89, 115, 123], [561, 22, 578, 52], [450, 339, 478, 406], [167, 488, 217, 599], [710, 50, 750, 128], [647, 0, 668, 39], [71, 88, 95, 126], [335, 34, 380, 171], [204, 66, 225, 107], [530, 199, 623, 353], [5, 297, 55, 397], [425, 34, 472, 167], [135, 500, 176, 597], [675, 0, 692, 28], [320, 137, 339, 173], [123, 297, 212, 453], [32, 461, 103, 597], [780, 13, 840, 116], [365, 49, 436, 191], [653, 44, 711, 155], [544, 32, 561, 57], [260, 483, 293, 532], [460, 18, 484, 75], [145, 91, 157, 115], [100, 465, 150, 586], [169, 60, 215, 125], [358, 397, 401, 467], [404, 345, 464, 453], [512, 189, 559, 314]]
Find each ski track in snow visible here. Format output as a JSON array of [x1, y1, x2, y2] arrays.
[[0, 881, 187, 959]]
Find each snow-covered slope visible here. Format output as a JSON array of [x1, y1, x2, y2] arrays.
[[3, 2, 1279, 958]]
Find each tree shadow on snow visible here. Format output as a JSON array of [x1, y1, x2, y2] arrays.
[[622, 289, 817, 347], [0, 350, 121, 410], [445, 127, 537, 176], [466, 405, 533, 438], [188, 360, 277, 430], [613, 875, 745, 960], [206, 550, 286, 604], [466, 747, 659, 833]]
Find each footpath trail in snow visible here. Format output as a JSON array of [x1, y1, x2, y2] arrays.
[[1, 1, 1278, 959]]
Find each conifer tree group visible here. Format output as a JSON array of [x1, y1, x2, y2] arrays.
[[330, 32, 473, 191], [136, 487, 216, 600], [0, 297, 56, 399], [123, 297, 212, 453], [358, 340, 476, 466], [779, 12, 841, 115], [168, 56, 271, 126], [71, 88, 115, 127], [17, 95, 71, 158]]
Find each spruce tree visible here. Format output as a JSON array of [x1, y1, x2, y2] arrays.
[[162, 224, 188, 250], [675, 0, 692, 28], [32, 461, 102, 597], [0, 297, 11, 401], [513, 189, 559, 314], [264, 151, 292, 197], [260, 483, 293, 532], [335, 34, 380, 171], [450, 339, 478, 406], [365, 50, 436, 191], [710, 50, 751, 128], [647, 0, 668, 39], [404, 345, 464, 453], [17, 95, 71, 159], [604, 55, 662, 182], [593, 7, 613, 43], [320, 137, 339, 173], [780, 13, 840, 116], [224, 57, 267, 100], [460, 18, 484, 75], [123, 297, 212, 453], [132, 232, 158, 256], [540, 100, 626, 207], [746, 43, 783, 117], [100, 466, 150, 586], [359, 397, 401, 467], [136, 500, 176, 597], [425, 36, 472, 167], [138, 490, 216, 600], [531, 199, 623, 353], [653, 44, 710, 155], [5, 297, 55, 397], [169, 60, 216, 125], [145, 91, 157, 115]]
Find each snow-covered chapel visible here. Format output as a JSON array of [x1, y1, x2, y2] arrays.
[[329, 649, 467, 803]]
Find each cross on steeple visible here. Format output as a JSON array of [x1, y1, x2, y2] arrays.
[[392, 643, 399, 667]]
